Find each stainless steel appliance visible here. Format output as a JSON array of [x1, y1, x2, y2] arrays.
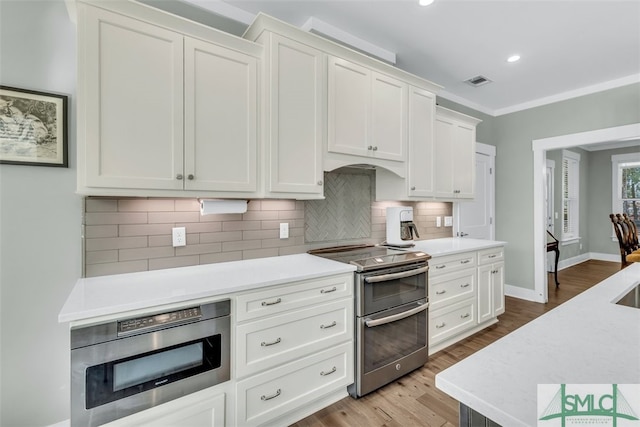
[[386, 206, 420, 247], [70, 299, 231, 427], [309, 245, 430, 397]]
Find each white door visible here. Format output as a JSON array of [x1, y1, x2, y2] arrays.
[[455, 144, 495, 239], [545, 159, 556, 271], [371, 71, 406, 161]]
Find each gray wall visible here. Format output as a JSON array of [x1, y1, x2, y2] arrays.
[[493, 83, 640, 289], [0, 1, 81, 425]]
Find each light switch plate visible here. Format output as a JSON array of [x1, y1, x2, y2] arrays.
[[444, 216, 453, 227], [279, 223, 289, 239], [436, 216, 442, 227], [172, 227, 186, 247]]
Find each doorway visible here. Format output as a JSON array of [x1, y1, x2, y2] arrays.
[[532, 123, 640, 303]]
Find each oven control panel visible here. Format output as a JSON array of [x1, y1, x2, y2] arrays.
[[118, 306, 202, 335]]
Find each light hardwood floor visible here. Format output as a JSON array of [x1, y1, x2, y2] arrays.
[[290, 260, 621, 427]]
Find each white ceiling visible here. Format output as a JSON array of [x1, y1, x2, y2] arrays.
[[173, 0, 640, 116]]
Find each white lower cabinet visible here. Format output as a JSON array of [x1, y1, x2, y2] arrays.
[[235, 273, 354, 426], [236, 342, 352, 426], [103, 390, 225, 427], [428, 245, 505, 354]]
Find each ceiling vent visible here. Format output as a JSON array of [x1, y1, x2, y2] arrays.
[[465, 75, 492, 87]]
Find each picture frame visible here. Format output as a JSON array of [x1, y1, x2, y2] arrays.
[[0, 85, 68, 167]]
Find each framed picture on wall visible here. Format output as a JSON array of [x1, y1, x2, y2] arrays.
[[0, 85, 68, 167]]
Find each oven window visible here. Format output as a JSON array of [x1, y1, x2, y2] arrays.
[[113, 342, 203, 391], [363, 306, 426, 372], [371, 275, 421, 301]]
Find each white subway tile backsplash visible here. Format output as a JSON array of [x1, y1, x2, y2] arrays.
[[83, 190, 452, 277]]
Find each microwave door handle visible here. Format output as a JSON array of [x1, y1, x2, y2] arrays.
[[365, 302, 429, 328], [364, 266, 429, 283]]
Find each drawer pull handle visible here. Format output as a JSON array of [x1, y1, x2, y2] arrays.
[[261, 389, 281, 401], [261, 298, 282, 307], [321, 286, 337, 294], [460, 283, 470, 288], [320, 321, 337, 329], [435, 322, 446, 329], [460, 260, 471, 264], [261, 338, 281, 347], [320, 366, 337, 376], [435, 290, 446, 295], [460, 313, 470, 319], [435, 265, 446, 269], [489, 254, 497, 258]]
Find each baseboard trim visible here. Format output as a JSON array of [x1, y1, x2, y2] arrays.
[[505, 284, 542, 302], [557, 253, 590, 270], [587, 252, 620, 263]]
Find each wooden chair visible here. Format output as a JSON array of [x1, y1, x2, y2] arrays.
[[610, 213, 640, 268]]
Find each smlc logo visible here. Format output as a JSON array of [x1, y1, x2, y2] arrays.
[[538, 384, 640, 427]]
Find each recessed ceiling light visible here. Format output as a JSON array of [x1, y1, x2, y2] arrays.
[[419, 0, 435, 6], [507, 55, 521, 63]]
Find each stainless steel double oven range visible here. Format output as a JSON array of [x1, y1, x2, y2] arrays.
[[310, 245, 430, 397]]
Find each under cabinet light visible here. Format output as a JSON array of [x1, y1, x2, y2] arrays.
[[419, 0, 435, 6]]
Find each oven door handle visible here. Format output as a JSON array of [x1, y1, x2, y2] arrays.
[[365, 302, 429, 328], [364, 266, 429, 283]]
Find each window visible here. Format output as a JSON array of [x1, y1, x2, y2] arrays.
[[562, 150, 580, 242], [612, 152, 640, 231]]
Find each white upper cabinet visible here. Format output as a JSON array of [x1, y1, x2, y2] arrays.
[[327, 56, 407, 163], [407, 87, 435, 197], [184, 38, 258, 193], [375, 85, 435, 201], [258, 33, 325, 198], [327, 57, 371, 158], [77, 2, 261, 197], [81, 6, 185, 191], [434, 106, 481, 199], [371, 71, 407, 162]]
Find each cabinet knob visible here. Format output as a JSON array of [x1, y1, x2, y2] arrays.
[[317, 180, 323, 186], [372, 146, 378, 151], [411, 186, 416, 191], [176, 174, 183, 180], [187, 174, 194, 180], [368, 146, 373, 150]]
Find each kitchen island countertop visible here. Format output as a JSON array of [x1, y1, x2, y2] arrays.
[[412, 237, 506, 256], [435, 262, 640, 426], [59, 254, 355, 324]]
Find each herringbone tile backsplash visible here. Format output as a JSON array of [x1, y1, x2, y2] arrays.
[[83, 171, 452, 277]]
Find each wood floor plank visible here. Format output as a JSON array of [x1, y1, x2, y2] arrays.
[[289, 260, 620, 427]]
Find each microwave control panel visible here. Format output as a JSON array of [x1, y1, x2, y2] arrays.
[[118, 306, 202, 335]]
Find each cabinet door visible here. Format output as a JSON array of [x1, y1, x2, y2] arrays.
[[407, 87, 435, 197], [83, 6, 184, 190], [327, 56, 370, 157], [453, 123, 476, 198], [184, 38, 258, 192], [267, 34, 324, 196], [434, 116, 455, 198], [371, 72, 406, 161], [492, 262, 505, 316], [477, 263, 493, 324]]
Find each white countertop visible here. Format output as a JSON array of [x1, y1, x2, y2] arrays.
[[412, 237, 506, 257], [59, 254, 355, 323], [435, 262, 640, 426]]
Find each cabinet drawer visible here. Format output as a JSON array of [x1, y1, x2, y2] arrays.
[[430, 268, 476, 310], [236, 342, 352, 426], [430, 298, 476, 345], [236, 274, 353, 322], [236, 299, 352, 378], [429, 252, 477, 276], [478, 246, 504, 265]]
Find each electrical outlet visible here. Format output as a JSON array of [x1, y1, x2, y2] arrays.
[[279, 223, 289, 239], [172, 227, 186, 247], [436, 216, 442, 227], [444, 216, 453, 227]]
